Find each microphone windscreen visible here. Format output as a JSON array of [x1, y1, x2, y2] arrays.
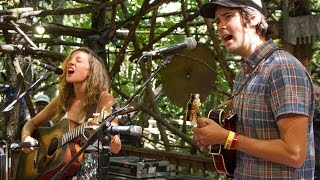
[[56, 68, 63, 75], [185, 37, 197, 50], [131, 126, 142, 136]]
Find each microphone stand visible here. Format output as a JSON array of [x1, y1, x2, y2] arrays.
[[98, 133, 112, 180], [52, 54, 174, 180], [0, 140, 9, 180], [1, 73, 49, 113]]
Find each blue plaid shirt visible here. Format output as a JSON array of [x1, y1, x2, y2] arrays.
[[233, 39, 315, 179]]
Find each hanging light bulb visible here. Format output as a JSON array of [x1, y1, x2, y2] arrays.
[[35, 0, 45, 35], [35, 21, 45, 34]]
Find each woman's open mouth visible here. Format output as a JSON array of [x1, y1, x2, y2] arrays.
[[67, 67, 75, 74]]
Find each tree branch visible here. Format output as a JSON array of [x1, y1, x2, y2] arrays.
[[0, 44, 65, 61]]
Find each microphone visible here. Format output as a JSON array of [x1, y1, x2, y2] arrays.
[[142, 37, 197, 56], [107, 125, 142, 136], [86, 125, 142, 136], [0, 84, 10, 88], [10, 141, 39, 150], [33, 60, 63, 75], [0, 84, 10, 93]]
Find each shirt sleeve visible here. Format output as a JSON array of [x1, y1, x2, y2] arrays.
[[270, 63, 311, 119]]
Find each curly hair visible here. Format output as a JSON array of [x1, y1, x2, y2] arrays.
[[54, 47, 110, 120]]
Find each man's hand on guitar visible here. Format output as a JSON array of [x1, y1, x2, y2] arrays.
[[192, 117, 229, 151], [196, 118, 207, 128], [22, 136, 38, 153]]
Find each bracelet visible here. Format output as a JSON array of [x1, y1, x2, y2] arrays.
[[230, 133, 239, 150], [224, 131, 235, 150]]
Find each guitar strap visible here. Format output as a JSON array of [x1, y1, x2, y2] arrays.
[[219, 47, 281, 120], [85, 102, 98, 120], [85, 91, 106, 120]]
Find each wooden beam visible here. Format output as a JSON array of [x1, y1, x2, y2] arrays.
[[0, 44, 65, 62]]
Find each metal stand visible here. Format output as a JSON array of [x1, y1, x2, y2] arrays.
[[53, 54, 174, 180], [1, 73, 48, 113], [0, 141, 9, 180], [97, 134, 112, 180]]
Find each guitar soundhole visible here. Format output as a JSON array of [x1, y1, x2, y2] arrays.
[[48, 138, 58, 156]]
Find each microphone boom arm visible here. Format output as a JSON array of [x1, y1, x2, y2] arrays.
[[1, 73, 49, 113]]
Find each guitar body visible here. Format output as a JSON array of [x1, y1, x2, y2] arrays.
[[16, 118, 82, 180], [208, 109, 237, 177]]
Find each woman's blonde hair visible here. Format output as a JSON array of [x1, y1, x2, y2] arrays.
[[54, 47, 110, 120]]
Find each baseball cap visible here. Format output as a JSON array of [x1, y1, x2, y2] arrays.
[[200, 0, 266, 18], [35, 94, 50, 104]]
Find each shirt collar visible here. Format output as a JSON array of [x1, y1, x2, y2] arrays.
[[241, 39, 277, 73]]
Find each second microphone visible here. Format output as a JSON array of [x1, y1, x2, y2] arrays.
[[33, 60, 63, 75]]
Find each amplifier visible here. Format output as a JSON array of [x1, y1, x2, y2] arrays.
[[108, 156, 170, 179]]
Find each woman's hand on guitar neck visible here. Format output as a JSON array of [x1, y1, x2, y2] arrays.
[[192, 117, 229, 150], [21, 136, 38, 153], [84, 118, 100, 135]]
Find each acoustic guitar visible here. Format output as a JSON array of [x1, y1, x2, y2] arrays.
[[16, 107, 107, 180], [186, 93, 236, 177]]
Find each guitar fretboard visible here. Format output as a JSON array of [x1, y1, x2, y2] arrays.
[[58, 107, 107, 147], [61, 123, 87, 146]]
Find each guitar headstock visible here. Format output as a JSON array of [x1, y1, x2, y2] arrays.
[[92, 106, 108, 123], [186, 93, 201, 127]]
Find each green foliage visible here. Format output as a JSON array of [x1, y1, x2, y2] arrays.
[[310, 0, 320, 11], [314, 42, 320, 61]]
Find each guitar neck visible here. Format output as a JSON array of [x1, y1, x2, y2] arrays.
[[59, 107, 106, 146], [60, 123, 87, 146]]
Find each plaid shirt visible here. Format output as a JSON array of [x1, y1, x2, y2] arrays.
[[233, 39, 315, 179]]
